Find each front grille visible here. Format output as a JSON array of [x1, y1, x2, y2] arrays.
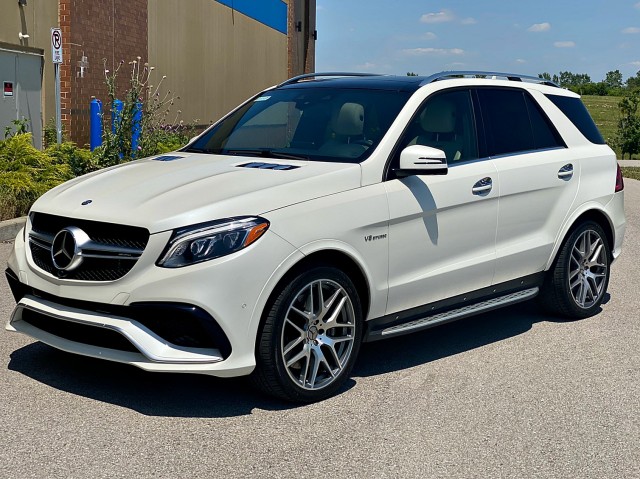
[[28, 213, 149, 281], [21, 308, 139, 353]]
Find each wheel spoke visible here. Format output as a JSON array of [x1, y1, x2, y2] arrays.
[[286, 346, 308, 368], [317, 289, 342, 322], [309, 349, 321, 386], [324, 296, 347, 326], [285, 317, 305, 335], [579, 278, 589, 305], [283, 336, 304, 356], [290, 306, 312, 321], [570, 275, 582, 289]]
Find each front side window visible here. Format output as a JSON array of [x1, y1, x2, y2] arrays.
[[185, 87, 411, 163], [392, 88, 479, 169]]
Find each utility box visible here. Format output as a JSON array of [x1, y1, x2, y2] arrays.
[[0, 47, 43, 148]]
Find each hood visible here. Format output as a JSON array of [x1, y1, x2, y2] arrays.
[[32, 153, 362, 233]]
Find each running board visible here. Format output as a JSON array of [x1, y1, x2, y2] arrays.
[[379, 287, 539, 338]]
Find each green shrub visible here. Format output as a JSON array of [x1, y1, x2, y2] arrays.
[[46, 142, 98, 177], [0, 133, 73, 220]]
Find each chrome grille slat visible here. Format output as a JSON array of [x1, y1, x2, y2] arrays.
[[28, 213, 150, 282]]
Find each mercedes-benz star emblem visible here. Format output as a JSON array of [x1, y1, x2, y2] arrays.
[[51, 226, 90, 272]]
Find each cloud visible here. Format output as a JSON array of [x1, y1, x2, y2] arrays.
[[622, 27, 640, 34], [515, 59, 526, 64], [356, 62, 377, 70], [403, 48, 464, 56], [635, 2, 640, 9], [630, 61, 640, 67], [461, 17, 477, 25], [528, 22, 551, 32], [423, 32, 437, 40], [420, 10, 454, 24], [554, 41, 576, 48]]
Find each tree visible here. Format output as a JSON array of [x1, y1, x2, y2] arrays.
[[604, 70, 623, 89], [538, 72, 552, 81], [627, 70, 640, 90], [557, 71, 591, 93], [407, 72, 419, 76], [616, 90, 640, 159]]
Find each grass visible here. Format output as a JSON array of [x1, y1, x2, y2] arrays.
[[621, 167, 640, 181], [581, 95, 622, 156]]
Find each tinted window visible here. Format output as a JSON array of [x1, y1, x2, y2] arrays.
[[186, 88, 411, 163], [477, 89, 534, 156], [524, 94, 566, 149], [394, 89, 478, 165], [545, 94, 605, 144]]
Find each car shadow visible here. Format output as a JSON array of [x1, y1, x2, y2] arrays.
[[7, 300, 573, 418], [355, 300, 555, 378]]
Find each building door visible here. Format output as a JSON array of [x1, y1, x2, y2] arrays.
[[0, 48, 43, 148]]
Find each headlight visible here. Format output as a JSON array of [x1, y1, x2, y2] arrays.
[[157, 216, 270, 268]]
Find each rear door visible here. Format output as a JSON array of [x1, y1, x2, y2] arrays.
[[475, 87, 579, 284]]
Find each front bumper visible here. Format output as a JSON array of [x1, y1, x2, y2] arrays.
[[6, 226, 303, 377]]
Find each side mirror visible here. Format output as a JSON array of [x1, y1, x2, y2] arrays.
[[396, 145, 448, 177]]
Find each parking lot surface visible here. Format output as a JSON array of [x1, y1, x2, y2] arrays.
[[1, 180, 638, 479]]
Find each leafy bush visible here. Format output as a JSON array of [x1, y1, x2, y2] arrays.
[[616, 91, 640, 159], [0, 134, 73, 220], [46, 142, 98, 177]]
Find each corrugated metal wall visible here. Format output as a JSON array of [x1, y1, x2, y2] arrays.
[[148, 0, 288, 127]]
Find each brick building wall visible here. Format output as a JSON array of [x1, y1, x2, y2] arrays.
[[59, 0, 147, 146]]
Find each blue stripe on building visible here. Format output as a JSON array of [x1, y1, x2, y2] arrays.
[[215, 0, 288, 35]]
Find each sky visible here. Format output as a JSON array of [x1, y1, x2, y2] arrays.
[[315, 0, 640, 83]]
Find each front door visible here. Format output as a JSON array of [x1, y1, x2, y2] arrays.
[[385, 88, 498, 314]]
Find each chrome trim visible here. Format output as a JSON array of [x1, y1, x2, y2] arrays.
[[381, 288, 539, 337], [29, 231, 144, 258], [278, 72, 382, 87], [10, 297, 224, 364], [420, 71, 560, 87]]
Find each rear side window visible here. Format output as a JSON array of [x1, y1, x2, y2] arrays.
[[545, 94, 605, 145], [524, 94, 566, 150], [477, 88, 564, 157]]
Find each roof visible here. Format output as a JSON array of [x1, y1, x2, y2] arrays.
[[276, 71, 560, 93]]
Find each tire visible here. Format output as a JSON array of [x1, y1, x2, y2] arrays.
[[252, 266, 363, 402], [540, 221, 611, 319]]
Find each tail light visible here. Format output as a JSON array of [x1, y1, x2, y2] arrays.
[[615, 164, 624, 193]]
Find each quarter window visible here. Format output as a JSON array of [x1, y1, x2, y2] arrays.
[[545, 94, 605, 145]]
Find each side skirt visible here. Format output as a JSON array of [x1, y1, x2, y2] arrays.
[[364, 273, 544, 342]]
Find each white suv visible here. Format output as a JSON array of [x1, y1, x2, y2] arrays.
[[5, 72, 626, 402]]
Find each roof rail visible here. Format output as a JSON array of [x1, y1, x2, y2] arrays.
[[420, 71, 560, 87], [278, 72, 382, 87]]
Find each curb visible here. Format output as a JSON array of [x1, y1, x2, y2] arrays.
[[0, 216, 26, 242], [618, 160, 640, 167]]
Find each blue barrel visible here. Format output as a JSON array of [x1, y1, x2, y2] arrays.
[[112, 99, 123, 133], [131, 101, 142, 156], [89, 98, 102, 151]]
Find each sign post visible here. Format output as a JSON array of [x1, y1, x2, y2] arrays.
[[51, 28, 63, 144]]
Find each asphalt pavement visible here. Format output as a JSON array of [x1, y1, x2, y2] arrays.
[[1, 181, 638, 479]]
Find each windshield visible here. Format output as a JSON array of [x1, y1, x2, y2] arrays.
[[185, 87, 411, 163]]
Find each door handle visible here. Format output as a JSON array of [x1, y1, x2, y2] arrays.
[[558, 163, 574, 180], [472, 177, 493, 195]]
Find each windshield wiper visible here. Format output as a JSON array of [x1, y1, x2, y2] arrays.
[[224, 149, 309, 161], [182, 146, 216, 153]]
